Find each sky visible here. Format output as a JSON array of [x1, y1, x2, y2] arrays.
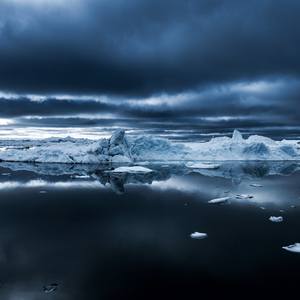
[[0, 0, 299, 139]]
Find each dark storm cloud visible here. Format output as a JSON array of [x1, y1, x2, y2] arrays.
[[0, 0, 300, 95], [1, 77, 300, 128], [0, 97, 117, 117]]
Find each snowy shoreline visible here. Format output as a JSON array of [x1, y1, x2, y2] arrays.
[[0, 129, 299, 164]]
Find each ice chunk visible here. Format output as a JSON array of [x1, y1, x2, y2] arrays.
[[250, 183, 263, 187], [43, 283, 58, 293], [72, 175, 90, 179], [282, 243, 300, 253], [186, 162, 220, 169], [190, 232, 207, 239], [208, 196, 231, 204], [269, 216, 283, 223], [110, 166, 153, 173], [235, 194, 254, 199]]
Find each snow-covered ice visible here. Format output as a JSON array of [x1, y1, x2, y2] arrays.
[[208, 196, 231, 204], [282, 243, 300, 253], [190, 232, 207, 239], [0, 129, 299, 164], [109, 166, 153, 173], [269, 216, 283, 223]]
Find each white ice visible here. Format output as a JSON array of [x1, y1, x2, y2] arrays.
[[250, 183, 263, 187], [0, 129, 299, 164], [282, 243, 300, 253], [269, 216, 283, 223], [190, 232, 207, 239], [208, 196, 231, 204], [186, 162, 221, 169], [109, 166, 153, 173]]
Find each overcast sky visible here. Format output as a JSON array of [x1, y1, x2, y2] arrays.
[[0, 0, 299, 138]]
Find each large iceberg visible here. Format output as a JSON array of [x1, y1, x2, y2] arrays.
[[0, 129, 299, 164]]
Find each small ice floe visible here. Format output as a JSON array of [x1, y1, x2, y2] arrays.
[[250, 183, 263, 187], [279, 209, 285, 213], [1, 173, 11, 176], [235, 194, 254, 200], [290, 205, 296, 209], [109, 166, 153, 173], [269, 216, 283, 223], [186, 162, 220, 169], [282, 243, 300, 253], [43, 283, 58, 293], [72, 175, 90, 179], [39, 190, 47, 194], [260, 206, 266, 210], [208, 196, 231, 204], [190, 232, 207, 239]]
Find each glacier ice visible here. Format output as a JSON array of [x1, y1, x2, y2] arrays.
[[0, 129, 299, 164], [190, 232, 207, 239], [282, 243, 300, 253]]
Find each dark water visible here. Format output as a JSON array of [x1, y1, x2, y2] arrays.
[[0, 162, 300, 299]]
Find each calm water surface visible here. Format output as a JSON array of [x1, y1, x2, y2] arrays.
[[0, 162, 300, 299]]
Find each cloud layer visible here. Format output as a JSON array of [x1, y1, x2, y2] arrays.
[[0, 0, 299, 136]]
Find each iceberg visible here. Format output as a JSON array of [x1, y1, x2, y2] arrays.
[[282, 243, 300, 253], [190, 232, 207, 239], [0, 129, 299, 164]]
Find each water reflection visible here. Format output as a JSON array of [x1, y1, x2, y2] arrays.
[[0, 161, 299, 299], [1, 161, 300, 194]]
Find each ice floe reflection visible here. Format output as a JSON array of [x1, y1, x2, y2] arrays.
[[0, 161, 299, 207]]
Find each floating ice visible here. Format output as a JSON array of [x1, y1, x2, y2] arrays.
[[250, 183, 263, 187], [190, 232, 207, 239], [186, 162, 221, 169], [43, 283, 58, 293], [0, 129, 299, 163], [72, 175, 90, 179], [109, 166, 153, 173], [235, 194, 254, 199], [208, 196, 231, 204], [282, 243, 300, 253], [269, 216, 283, 223]]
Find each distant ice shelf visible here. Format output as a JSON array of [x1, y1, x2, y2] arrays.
[[0, 129, 299, 164]]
